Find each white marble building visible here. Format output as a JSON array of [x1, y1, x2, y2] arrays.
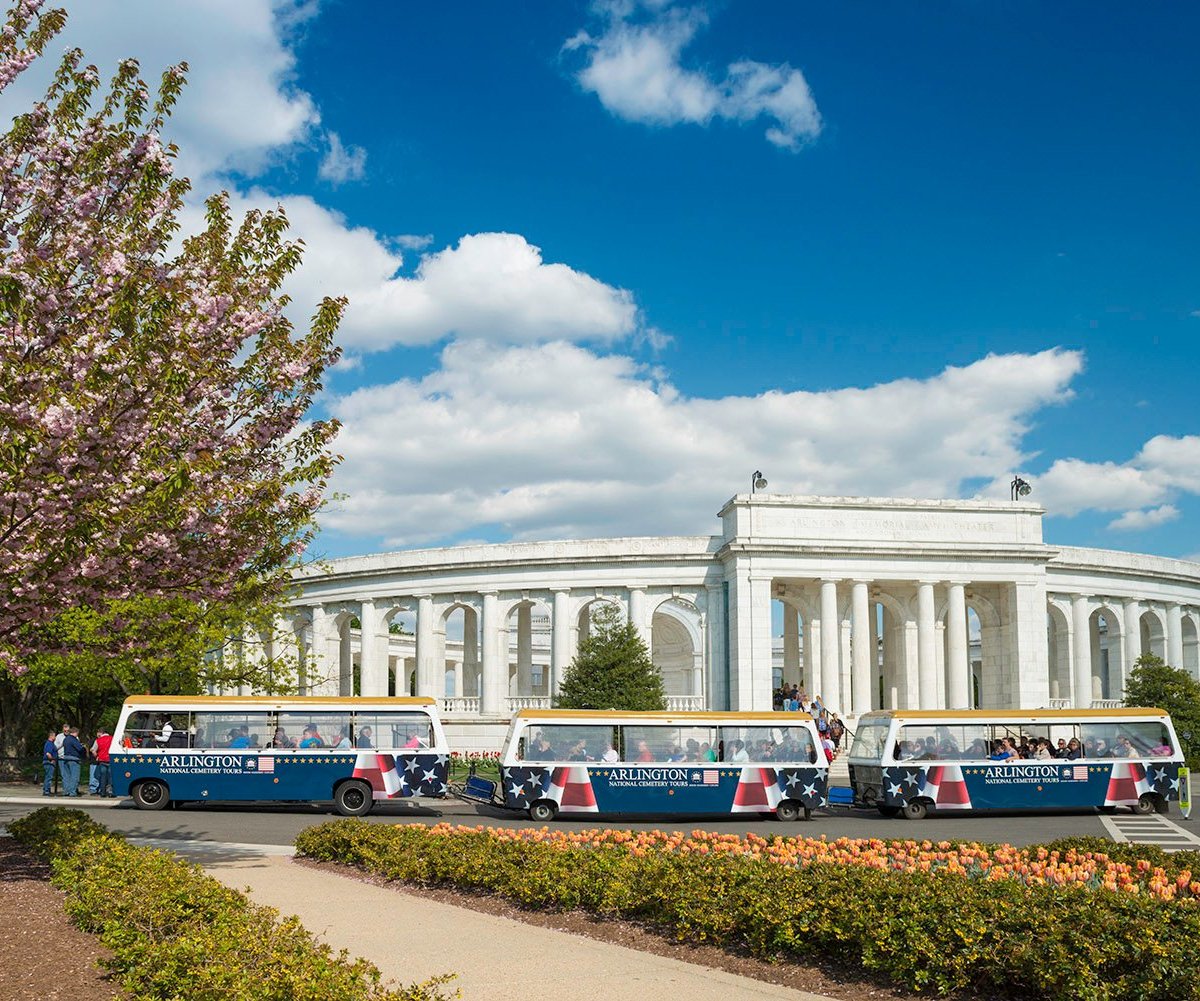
[[274, 495, 1200, 725]]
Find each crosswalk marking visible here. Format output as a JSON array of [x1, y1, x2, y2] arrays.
[[1100, 812, 1200, 852]]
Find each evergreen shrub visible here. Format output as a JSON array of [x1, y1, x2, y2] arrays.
[[296, 820, 1200, 1001], [7, 808, 456, 1001]]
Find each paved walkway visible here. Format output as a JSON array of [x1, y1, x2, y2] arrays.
[[203, 854, 836, 1001], [1099, 812, 1200, 853]]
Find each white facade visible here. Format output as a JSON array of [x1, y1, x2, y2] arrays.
[[273, 495, 1200, 723]]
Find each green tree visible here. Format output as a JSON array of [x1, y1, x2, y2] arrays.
[[556, 602, 666, 711], [0, 593, 301, 762], [1123, 653, 1200, 768]]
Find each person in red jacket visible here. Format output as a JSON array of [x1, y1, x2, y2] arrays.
[[90, 727, 113, 798]]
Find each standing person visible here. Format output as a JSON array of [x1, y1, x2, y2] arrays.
[[90, 727, 113, 797], [829, 714, 844, 751], [59, 727, 85, 797], [42, 730, 57, 796]]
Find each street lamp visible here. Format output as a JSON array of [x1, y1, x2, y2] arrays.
[[751, 470, 768, 493], [1010, 476, 1031, 501]]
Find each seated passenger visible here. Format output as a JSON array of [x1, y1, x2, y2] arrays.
[[299, 724, 325, 749], [1150, 743, 1173, 756], [270, 727, 294, 749], [228, 727, 251, 748], [700, 742, 718, 762], [635, 739, 654, 762], [667, 744, 686, 762], [684, 738, 700, 761], [1033, 739, 1053, 760], [1064, 738, 1082, 760], [728, 739, 750, 763], [355, 726, 374, 749], [988, 740, 1015, 761], [1054, 738, 1068, 758], [331, 728, 351, 749], [1114, 736, 1138, 758], [600, 741, 619, 763]]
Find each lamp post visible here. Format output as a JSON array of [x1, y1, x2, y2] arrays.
[[751, 470, 767, 493], [1010, 476, 1031, 501]]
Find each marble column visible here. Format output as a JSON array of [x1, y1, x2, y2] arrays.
[[308, 604, 337, 695], [415, 595, 436, 698], [628, 587, 649, 647], [452, 660, 463, 698], [916, 582, 937, 710], [1167, 603, 1184, 668], [782, 604, 800, 687], [358, 598, 385, 697], [1122, 599, 1143, 672], [819, 579, 841, 711], [480, 592, 504, 714], [1071, 593, 1092, 709], [551, 589, 571, 697], [516, 604, 533, 695], [946, 582, 969, 710], [850, 581, 871, 715]]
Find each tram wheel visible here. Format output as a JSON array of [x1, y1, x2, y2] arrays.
[[333, 780, 374, 817], [131, 779, 170, 811], [902, 799, 929, 821], [776, 800, 802, 822], [529, 800, 558, 823], [877, 804, 901, 819], [1131, 795, 1156, 816]]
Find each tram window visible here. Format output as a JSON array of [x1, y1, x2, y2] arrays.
[[718, 726, 812, 763], [1080, 721, 1174, 757], [622, 726, 715, 763], [895, 725, 988, 761], [354, 712, 431, 751], [192, 711, 273, 749], [849, 719, 890, 760], [519, 725, 615, 761], [276, 711, 353, 749], [122, 711, 191, 748]]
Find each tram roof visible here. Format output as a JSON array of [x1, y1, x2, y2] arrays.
[[855, 707, 1169, 721], [513, 709, 814, 723], [119, 695, 437, 708]]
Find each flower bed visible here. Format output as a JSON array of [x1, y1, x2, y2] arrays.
[[7, 809, 455, 1001], [296, 820, 1200, 1000]]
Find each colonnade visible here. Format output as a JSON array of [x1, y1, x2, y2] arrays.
[[281, 586, 711, 714]]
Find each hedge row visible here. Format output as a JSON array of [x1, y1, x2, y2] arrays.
[[295, 820, 1200, 1001], [7, 809, 456, 1001]]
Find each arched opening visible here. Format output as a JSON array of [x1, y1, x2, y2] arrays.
[[966, 594, 1003, 708], [1090, 606, 1124, 702], [505, 599, 551, 700], [1140, 610, 1166, 661], [875, 592, 913, 710], [576, 597, 622, 642], [380, 603, 416, 696], [1182, 614, 1199, 679], [440, 603, 480, 700], [771, 598, 808, 695], [652, 598, 702, 703], [1046, 604, 1070, 704]]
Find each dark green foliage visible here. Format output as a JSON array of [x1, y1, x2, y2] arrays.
[[1123, 653, 1200, 767], [556, 602, 666, 710], [297, 820, 1200, 1001], [7, 809, 456, 1001]]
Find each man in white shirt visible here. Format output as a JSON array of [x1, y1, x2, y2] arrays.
[[601, 741, 619, 763]]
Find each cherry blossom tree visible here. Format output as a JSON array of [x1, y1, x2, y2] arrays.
[[0, 1, 344, 673]]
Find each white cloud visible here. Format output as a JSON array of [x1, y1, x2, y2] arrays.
[[0, 0, 320, 180], [321, 347, 1082, 547], [324, 231, 638, 352], [1108, 505, 1180, 532], [566, 2, 821, 150], [999, 434, 1200, 530], [318, 131, 367, 184]]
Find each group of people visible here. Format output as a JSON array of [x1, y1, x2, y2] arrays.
[[772, 686, 844, 762], [41, 723, 112, 798], [895, 731, 1166, 763]]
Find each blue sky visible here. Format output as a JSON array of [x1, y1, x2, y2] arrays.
[[12, 1, 1200, 560]]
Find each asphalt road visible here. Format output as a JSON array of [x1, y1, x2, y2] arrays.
[[6, 794, 1194, 849]]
